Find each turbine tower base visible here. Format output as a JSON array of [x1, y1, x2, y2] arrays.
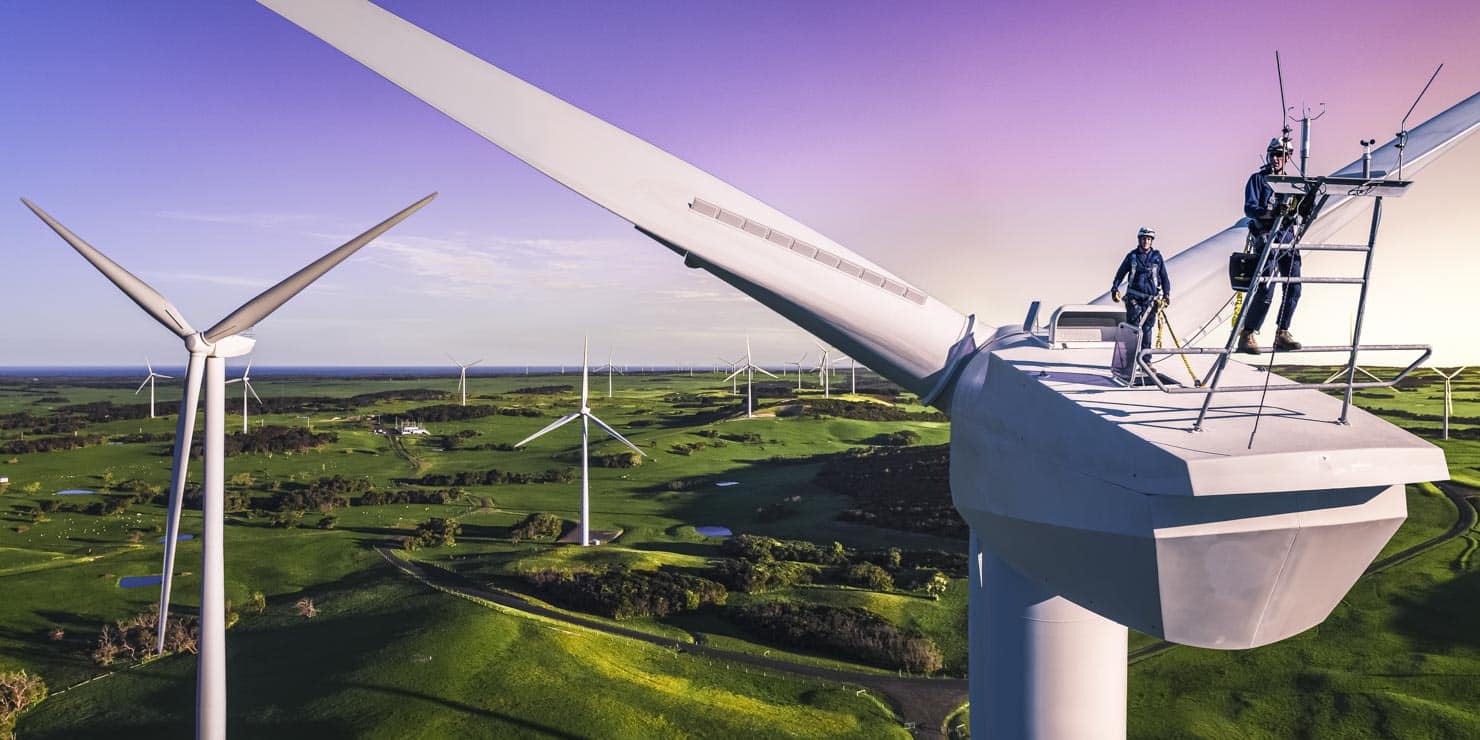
[[970, 533, 1127, 740]]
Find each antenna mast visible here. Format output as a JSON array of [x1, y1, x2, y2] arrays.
[[1396, 63, 1443, 179]]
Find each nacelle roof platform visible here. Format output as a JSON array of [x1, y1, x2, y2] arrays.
[[993, 341, 1444, 496]]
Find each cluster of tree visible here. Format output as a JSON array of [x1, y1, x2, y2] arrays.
[[523, 568, 727, 620], [722, 432, 764, 444], [669, 440, 720, 456], [240, 388, 445, 414], [509, 385, 574, 395], [0, 433, 105, 455], [869, 430, 921, 446], [804, 399, 946, 422], [728, 602, 942, 673], [708, 558, 819, 592], [404, 404, 498, 422], [186, 426, 336, 458], [0, 669, 47, 740], [112, 432, 173, 444], [412, 467, 573, 487], [92, 609, 199, 667], [718, 535, 962, 595], [815, 445, 964, 538], [357, 487, 463, 507], [401, 517, 461, 551], [510, 512, 564, 542], [721, 534, 850, 565], [0, 410, 86, 434], [660, 392, 725, 407], [590, 451, 643, 468]]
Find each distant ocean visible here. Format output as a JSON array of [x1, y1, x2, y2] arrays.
[[0, 366, 711, 379]]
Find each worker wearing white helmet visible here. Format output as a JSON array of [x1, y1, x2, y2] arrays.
[[1239, 137, 1303, 353], [1111, 226, 1170, 352]]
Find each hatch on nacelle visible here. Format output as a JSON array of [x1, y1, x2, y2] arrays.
[[1046, 305, 1126, 347]]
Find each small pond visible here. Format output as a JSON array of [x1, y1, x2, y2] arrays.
[[118, 575, 163, 589], [694, 526, 732, 537]]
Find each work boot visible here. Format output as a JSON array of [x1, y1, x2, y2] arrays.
[[1237, 330, 1260, 355], [1274, 329, 1302, 351]]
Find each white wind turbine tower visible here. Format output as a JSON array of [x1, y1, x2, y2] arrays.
[[516, 337, 645, 546], [717, 355, 742, 394], [785, 352, 808, 391], [594, 348, 622, 397], [449, 355, 482, 406], [1431, 367, 1468, 440], [23, 192, 434, 740], [256, 4, 1480, 736], [725, 336, 777, 418], [812, 343, 834, 398], [135, 359, 173, 419], [224, 358, 263, 434]]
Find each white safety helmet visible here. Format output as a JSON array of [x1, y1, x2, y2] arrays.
[[1267, 137, 1292, 159], [1137, 227, 1156, 240]]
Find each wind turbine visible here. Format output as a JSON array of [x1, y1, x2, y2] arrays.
[[23, 191, 434, 740], [785, 352, 808, 391], [516, 337, 645, 546], [1431, 367, 1468, 440], [724, 336, 777, 418], [135, 359, 173, 419], [717, 355, 742, 394], [224, 358, 263, 434], [594, 348, 622, 397], [255, 4, 1480, 736], [812, 344, 834, 398], [449, 355, 481, 406]]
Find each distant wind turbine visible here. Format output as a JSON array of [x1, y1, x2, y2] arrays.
[[449, 355, 481, 406], [594, 348, 622, 397], [1432, 367, 1468, 440], [717, 355, 742, 394], [23, 192, 434, 740], [786, 352, 808, 391], [516, 337, 645, 546], [224, 358, 263, 434], [725, 336, 778, 418], [135, 359, 173, 419], [813, 344, 834, 398]]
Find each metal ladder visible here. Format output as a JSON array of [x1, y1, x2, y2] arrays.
[[1140, 175, 1430, 431]]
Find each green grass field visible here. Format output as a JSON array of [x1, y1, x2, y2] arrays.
[[1, 365, 1477, 738]]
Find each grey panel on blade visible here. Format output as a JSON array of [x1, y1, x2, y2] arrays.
[[691, 198, 926, 305], [988, 343, 1446, 496]]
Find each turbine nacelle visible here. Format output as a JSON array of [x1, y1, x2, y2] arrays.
[[949, 330, 1445, 648], [200, 334, 256, 359]]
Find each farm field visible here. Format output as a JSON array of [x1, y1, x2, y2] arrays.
[[0, 364, 1476, 738]]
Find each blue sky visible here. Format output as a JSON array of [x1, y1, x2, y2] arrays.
[[4, 1, 1479, 367]]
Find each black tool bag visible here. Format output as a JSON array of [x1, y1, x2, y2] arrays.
[[1229, 252, 1259, 292]]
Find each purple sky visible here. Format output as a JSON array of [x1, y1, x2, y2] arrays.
[[4, 1, 1479, 367]]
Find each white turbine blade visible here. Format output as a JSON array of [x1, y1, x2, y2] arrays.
[[515, 412, 580, 447], [155, 373, 174, 380], [244, 358, 253, 376], [225, 378, 242, 385], [588, 413, 646, 456], [157, 351, 204, 652], [724, 367, 743, 383], [146, 358, 155, 374], [204, 192, 436, 341], [467, 359, 483, 368], [581, 336, 589, 408], [245, 380, 264, 406], [756, 366, 779, 379], [135, 376, 151, 394], [22, 198, 195, 338], [257, 0, 973, 398]]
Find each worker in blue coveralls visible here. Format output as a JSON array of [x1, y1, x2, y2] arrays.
[[1111, 226, 1170, 353], [1238, 137, 1303, 354]]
